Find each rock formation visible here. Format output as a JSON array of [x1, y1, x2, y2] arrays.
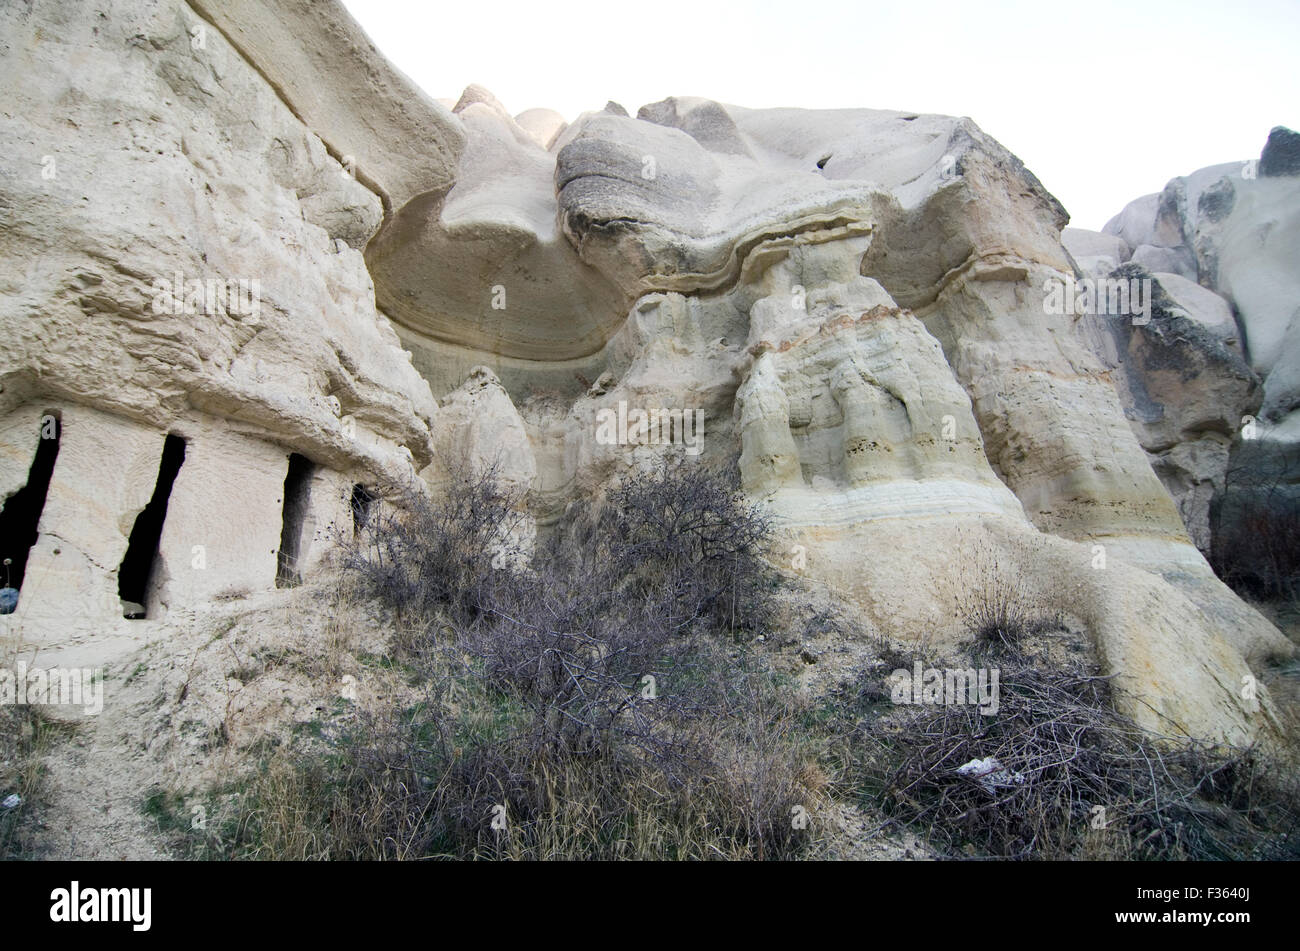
[[1, 0, 1294, 746], [1065, 128, 1300, 575]]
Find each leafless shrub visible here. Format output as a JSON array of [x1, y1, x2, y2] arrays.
[[216, 458, 813, 860], [185, 642, 818, 861], [959, 557, 1060, 654], [588, 461, 778, 636], [856, 659, 1300, 860], [341, 460, 530, 643], [344, 458, 780, 759]]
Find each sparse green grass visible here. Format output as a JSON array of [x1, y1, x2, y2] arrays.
[[123, 662, 148, 686]]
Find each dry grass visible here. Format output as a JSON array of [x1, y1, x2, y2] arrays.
[[155, 647, 825, 860], [0, 703, 73, 859], [956, 537, 1063, 655]]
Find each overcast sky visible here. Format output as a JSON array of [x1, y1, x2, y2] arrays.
[[341, 0, 1299, 230]]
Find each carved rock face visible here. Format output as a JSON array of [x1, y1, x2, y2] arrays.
[[0, 0, 1292, 745]]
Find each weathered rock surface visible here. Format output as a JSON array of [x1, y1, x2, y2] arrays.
[[1074, 129, 1300, 566], [0, 0, 436, 634], [1072, 264, 1261, 552], [1061, 227, 1130, 280], [426, 365, 537, 494], [189, 0, 466, 212], [1101, 132, 1300, 438], [1, 0, 1293, 747]]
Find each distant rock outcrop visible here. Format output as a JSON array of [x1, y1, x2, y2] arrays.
[[1066, 128, 1300, 574]]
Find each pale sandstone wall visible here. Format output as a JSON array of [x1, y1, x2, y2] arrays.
[[0, 0, 435, 640], [13, 406, 164, 626], [0, 0, 1293, 746], [0, 401, 367, 637]]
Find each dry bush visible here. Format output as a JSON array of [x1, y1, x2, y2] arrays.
[[589, 462, 777, 636], [1213, 498, 1300, 602], [341, 460, 531, 641], [172, 464, 1300, 862], [850, 659, 1300, 860], [185, 460, 818, 860], [346, 458, 779, 763], [958, 548, 1061, 654], [181, 647, 819, 861]]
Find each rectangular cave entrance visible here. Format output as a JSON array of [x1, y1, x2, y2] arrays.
[[118, 433, 186, 619], [0, 412, 62, 611], [276, 453, 315, 588], [350, 483, 375, 536]]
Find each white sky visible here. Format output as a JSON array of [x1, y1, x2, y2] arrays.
[[341, 0, 1300, 230]]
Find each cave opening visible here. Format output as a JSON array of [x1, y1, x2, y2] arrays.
[[350, 483, 375, 536], [118, 433, 186, 618], [276, 453, 315, 588], [0, 413, 62, 606]]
